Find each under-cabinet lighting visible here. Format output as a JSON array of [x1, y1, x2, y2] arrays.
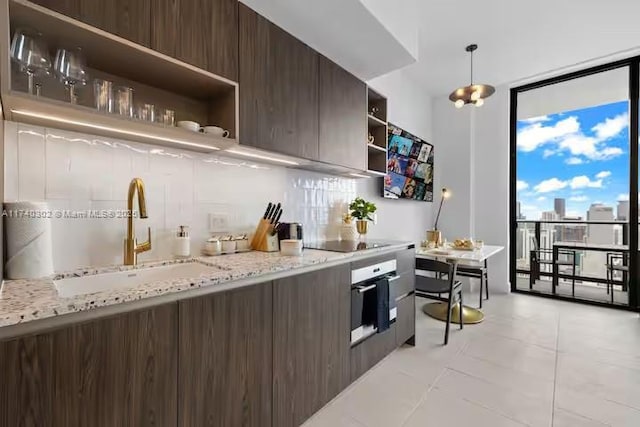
[[10, 109, 221, 151], [349, 173, 370, 178], [226, 149, 300, 166]]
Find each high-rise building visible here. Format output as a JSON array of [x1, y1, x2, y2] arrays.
[[617, 200, 629, 221], [541, 211, 559, 221], [583, 204, 615, 277], [554, 198, 566, 219], [516, 201, 525, 220]]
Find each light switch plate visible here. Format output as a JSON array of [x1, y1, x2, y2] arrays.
[[209, 213, 229, 232]]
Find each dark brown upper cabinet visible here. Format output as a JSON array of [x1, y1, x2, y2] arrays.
[[178, 283, 273, 427], [152, 0, 238, 80], [0, 304, 178, 426], [239, 4, 319, 160], [319, 56, 367, 170], [272, 265, 351, 427], [31, 0, 152, 47]]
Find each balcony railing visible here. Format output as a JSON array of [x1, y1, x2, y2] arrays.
[[515, 219, 630, 305]]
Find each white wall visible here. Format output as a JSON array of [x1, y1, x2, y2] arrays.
[[362, 68, 434, 242], [432, 86, 510, 293], [4, 122, 358, 272]]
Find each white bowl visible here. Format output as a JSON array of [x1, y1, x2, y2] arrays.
[[280, 239, 303, 256]]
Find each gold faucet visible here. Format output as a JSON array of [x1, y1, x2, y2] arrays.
[[124, 178, 152, 265]]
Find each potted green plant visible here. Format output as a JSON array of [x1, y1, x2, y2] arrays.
[[349, 197, 377, 236]]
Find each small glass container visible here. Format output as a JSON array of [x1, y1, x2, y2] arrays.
[[115, 86, 134, 117], [220, 235, 236, 253], [205, 237, 221, 254], [160, 108, 175, 126], [137, 103, 156, 122], [234, 234, 249, 251], [93, 78, 113, 113]]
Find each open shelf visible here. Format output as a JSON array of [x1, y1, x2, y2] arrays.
[[367, 114, 386, 128], [367, 143, 386, 153], [366, 86, 388, 175], [1, 0, 239, 150], [5, 91, 236, 152]]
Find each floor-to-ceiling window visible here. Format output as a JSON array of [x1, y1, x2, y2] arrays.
[[510, 62, 639, 310]]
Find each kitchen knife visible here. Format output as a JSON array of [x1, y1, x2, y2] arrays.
[[263, 202, 273, 219], [271, 209, 283, 235], [270, 203, 281, 222], [266, 202, 277, 220]]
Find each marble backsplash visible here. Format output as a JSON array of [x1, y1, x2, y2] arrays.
[[4, 122, 359, 272]]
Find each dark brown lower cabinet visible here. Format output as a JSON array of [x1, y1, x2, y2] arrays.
[[272, 265, 351, 427], [178, 283, 273, 427], [0, 303, 178, 427], [396, 294, 416, 346], [350, 324, 397, 382]]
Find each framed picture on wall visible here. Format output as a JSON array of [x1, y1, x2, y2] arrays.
[[384, 123, 434, 202]]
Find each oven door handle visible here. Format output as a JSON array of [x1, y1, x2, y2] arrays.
[[356, 284, 377, 293]]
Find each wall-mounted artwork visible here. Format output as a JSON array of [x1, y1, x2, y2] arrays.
[[384, 123, 434, 202]]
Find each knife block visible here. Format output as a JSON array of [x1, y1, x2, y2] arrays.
[[251, 219, 280, 252]]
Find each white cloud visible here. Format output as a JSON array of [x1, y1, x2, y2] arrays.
[[536, 196, 546, 202], [521, 115, 550, 124], [565, 157, 584, 165], [595, 171, 611, 179], [618, 194, 630, 202], [517, 116, 580, 152], [518, 112, 626, 161], [592, 112, 629, 140], [534, 178, 567, 193], [569, 175, 603, 189], [569, 195, 588, 202], [516, 180, 529, 191]]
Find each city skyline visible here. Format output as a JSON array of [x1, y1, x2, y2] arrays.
[[517, 100, 629, 220]]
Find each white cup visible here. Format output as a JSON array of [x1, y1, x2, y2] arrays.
[[202, 126, 230, 138], [280, 239, 303, 256], [177, 120, 201, 132]]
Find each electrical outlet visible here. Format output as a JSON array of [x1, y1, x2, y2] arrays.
[[209, 213, 229, 232], [372, 213, 378, 225]]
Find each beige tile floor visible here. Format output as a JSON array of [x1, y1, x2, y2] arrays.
[[302, 293, 640, 427]]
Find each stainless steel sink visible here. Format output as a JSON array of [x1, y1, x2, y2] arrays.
[[54, 262, 218, 298]]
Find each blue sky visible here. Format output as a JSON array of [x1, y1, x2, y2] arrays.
[[517, 100, 629, 219]]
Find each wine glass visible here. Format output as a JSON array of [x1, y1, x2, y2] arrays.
[[53, 48, 88, 104], [10, 29, 51, 95]]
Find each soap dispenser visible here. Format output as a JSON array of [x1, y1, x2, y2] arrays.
[[174, 225, 191, 258]]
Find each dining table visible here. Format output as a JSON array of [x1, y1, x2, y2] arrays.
[[415, 244, 504, 324]]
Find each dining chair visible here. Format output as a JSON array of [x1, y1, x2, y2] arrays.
[[415, 258, 464, 345], [457, 260, 489, 308], [606, 252, 629, 304], [529, 236, 577, 296]]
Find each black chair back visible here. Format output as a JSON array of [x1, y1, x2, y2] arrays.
[[416, 258, 458, 277]]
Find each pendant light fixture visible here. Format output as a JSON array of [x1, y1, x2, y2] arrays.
[[449, 44, 495, 108]]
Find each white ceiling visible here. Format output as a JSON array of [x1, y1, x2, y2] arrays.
[[241, 0, 640, 97], [410, 0, 640, 96]]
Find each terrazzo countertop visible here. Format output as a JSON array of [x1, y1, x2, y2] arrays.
[[0, 242, 412, 333]]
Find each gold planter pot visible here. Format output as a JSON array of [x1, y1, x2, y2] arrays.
[[356, 220, 368, 235], [426, 230, 442, 247]]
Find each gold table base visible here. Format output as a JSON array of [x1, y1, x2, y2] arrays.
[[422, 302, 485, 324]]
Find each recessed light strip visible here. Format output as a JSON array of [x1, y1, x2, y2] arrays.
[[10, 109, 220, 151], [349, 173, 370, 178], [226, 149, 300, 166]]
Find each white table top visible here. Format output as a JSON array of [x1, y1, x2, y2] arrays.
[[416, 245, 504, 263]]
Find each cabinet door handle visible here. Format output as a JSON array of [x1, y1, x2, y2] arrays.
[[387, 275, 400, 282]]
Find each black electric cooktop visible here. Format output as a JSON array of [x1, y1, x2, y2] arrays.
[[304, 240, 395, 253]]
